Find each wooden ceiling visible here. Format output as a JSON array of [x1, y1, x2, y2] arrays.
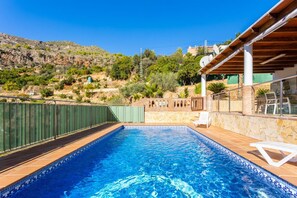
[[200, 0, 297, 74]]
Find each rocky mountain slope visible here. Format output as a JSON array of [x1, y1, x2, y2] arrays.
[[0, 33, 115, 69]]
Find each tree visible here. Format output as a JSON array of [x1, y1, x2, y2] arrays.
[[149, 72, 178, 92], [196, 47, 205, 56], [171, 48, 183, 64], [110, 55, 133, 80], [177, 54, 202, 85], [132, 54, 140, 73], [143, 49, 157, 61], [147, 56, 179, 76]]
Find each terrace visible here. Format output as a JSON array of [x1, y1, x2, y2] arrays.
[[199, 0, 297, 144]]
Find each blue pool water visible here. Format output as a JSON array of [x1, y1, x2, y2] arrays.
[[5, 126, 297, 197]]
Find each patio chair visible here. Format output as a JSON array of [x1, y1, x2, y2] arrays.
[[250, 141, 297, 167], [264, 92, 277, 114], [278, 97, 291, 114], [193, 112, 211, 128]]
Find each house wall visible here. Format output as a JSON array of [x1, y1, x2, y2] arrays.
[[211, 112, 297, 144], [227, 74, 272, 84], [273, 64, 297, 80]]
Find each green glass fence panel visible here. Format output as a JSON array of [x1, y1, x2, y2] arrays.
[[107, 106, 144, 123], [4, 104, 9, 150], [40, 105, 44, 141], [37, 105, 41, 142], [44, 105, 50, 140], [30, 104, 34, 143], [69, 106, 72, 132], [0, 103, 116, 152], [25, 104, 29, 145], [126, 107, 132, 123], [0, 104, 4, 152], [62, 105, 65, 134], [16, 104, 23, 148]]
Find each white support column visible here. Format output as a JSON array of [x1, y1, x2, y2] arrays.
[[201, 74, 207, 110], [244, 44, 253, 85], [201, 74, 206, 97], [243, 44, 254, 115]]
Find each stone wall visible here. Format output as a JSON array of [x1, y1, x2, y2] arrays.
[[145, 111, 199, 123], [211, 112, 297, 144], [212, 100, 242, 112]]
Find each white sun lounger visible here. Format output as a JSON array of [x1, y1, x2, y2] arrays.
[[250, 141, 297, 167], [193, 112, 211, 128]]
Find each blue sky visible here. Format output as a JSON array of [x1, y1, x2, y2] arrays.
[[0, 0, 279, 55]]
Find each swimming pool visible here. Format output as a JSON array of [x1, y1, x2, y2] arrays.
[[1, 126, 297, 197]]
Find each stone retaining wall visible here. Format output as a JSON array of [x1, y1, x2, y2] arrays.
[[145, 111, 198, 123], [211, 112, 297, 144]]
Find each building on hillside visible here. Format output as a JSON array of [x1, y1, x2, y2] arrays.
[[187, 46, 213, 56]]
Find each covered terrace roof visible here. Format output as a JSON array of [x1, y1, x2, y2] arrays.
[[199, 0, 297, 74]]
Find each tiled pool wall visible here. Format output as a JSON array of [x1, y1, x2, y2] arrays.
[[1, 125, 296, 197], [184, 126, 297, 197], [124, 125, 297, 197], [0, 126, 124, 198]]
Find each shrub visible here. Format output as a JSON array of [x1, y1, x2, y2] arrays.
[[107, 95, 126, 105], [3, 81, 20, 91], [144, 83, 163, 98], [184, 87, 189, 98], [84, 83, 95, 90], [40, 88, 54, 98], [256, 88, 269, 97], [63, 76, 76, 86], [207, 82, 226, 94], [194, 83, 201, 94], [100, 95, 107, 102], [83, 99, 91, 103], [94, 82, 101, 89], [68, 95, 73, 99], [120, 82, 146, 98], [85, 90, 93, 98], [23, 44, 32, 49], [49, 78, 59, 83], [54, 82, 64, 90], [59, 94, 67, 99], [73, 89, 80, 95], [91, 65, 103, 73], [76, 95, 83, 103], [0, 99, 7, 103], [132, 93, 143, 101], [179, 87, 189, 98]]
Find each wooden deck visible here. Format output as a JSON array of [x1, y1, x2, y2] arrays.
[[0, 123, 296, 191]]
